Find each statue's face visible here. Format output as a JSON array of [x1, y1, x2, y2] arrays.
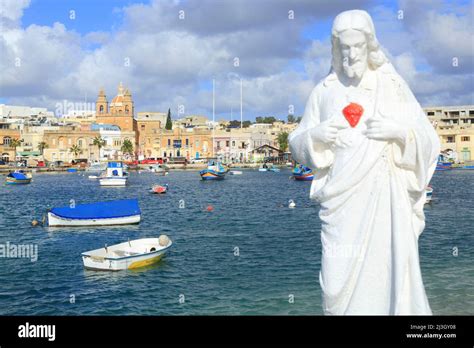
[[338, 29, 368, 80]]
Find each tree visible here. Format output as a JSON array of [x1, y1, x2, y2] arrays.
[[121, 139, 134, 158], [256, 116, 276, 124], [242, 120, 251, 128], [93, 136, 106, 150], [37, 141, 48, 155], [10, 138, 22, 163], [165, 108, 173, 130], [287, 114, 295, 123], [277, 132, 289, 152], [69, 144, 83, 159]]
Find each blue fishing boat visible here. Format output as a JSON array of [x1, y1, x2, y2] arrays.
[[200, 161, 226, 180], [5, 171, 32, 185], [292, 165, 314, 181], [47, 199, 141, 226]]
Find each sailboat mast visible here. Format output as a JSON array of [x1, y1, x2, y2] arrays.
[[212, 79, 215, 159]]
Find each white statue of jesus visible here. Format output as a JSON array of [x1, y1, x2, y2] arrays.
[[289, 10, 440, 315]]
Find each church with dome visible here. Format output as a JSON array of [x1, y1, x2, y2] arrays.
[[95, 82, 136, 132]]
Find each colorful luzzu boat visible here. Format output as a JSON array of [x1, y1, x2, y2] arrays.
[[48, 199, 141, 227], [81, 235, 172, 271], [200, 161, 226, 180], [292, 165, 314, 181], [5, 171, 32, 185]]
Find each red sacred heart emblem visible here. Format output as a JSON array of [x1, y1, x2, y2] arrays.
[[342, 103, 364, 128]]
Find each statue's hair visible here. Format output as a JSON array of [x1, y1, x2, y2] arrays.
[[330, 10, 388, 73]]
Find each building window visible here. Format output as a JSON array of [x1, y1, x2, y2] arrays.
[[427, 112, 434, 116], [232, 141, 235, 147], [125, 106, 129, 114], [78, 139, 83, 147], [141, 124, 145, 130], [163, 151, 167, 157], [226, 140, 230, 147], [186, 138, 189, 146], [3, 136, 11, 146], [167, 139, 171, 146], [99, 105, 104, 113], [173, 139, 182, 148], [447, 136, 455, 143], [461, 136, 470, 142]]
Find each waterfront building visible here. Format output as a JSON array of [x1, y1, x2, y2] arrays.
[[160, 127, 213, 160], [0, 121, 20, 162], [91, 124, 135, 160], [42, 124, 100, 163], [424, 105, 474, 162], [135, 112, 166, 160]]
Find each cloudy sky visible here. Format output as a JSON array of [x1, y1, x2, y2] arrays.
[[0, 0, 472, 120]]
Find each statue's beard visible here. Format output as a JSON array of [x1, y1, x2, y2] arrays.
[[343, 60, 366, 79]]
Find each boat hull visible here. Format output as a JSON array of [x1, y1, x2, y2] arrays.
[[48, 212, 140, 227], [5, 177, 31, 185], [82, 238, 172, 271], [200, 169, 225, 180], [99, 177, 128, 186], [293, 173, 314, 181]]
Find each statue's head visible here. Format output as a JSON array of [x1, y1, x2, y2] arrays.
[[331, 10, 387, 80]]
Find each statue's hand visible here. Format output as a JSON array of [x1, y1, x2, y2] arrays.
[[364, 116, 407, 144], [310, 119, 348, 144]]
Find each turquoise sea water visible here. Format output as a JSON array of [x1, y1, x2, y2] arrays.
[[0, 169, 472, 315]]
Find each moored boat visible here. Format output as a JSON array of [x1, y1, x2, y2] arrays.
[[5, 171, 32, 185], [200, 161, 226, 180], [229, 170, 242, 175], [81, 235, 172, 271], [150, 184, 168, 194], [292, 165, 314, 181], [425, 186, 433, 204], [259, 163, 280, 172], [99, 160, 128, 186], [47, 199, 141, 227]]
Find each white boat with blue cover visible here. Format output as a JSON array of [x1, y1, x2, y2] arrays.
[[82, 235, 172, 271], [48, 199, 141, 226]]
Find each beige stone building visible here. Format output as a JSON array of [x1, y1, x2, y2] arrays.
[[424, 105, 474, 162], [0, 121, 20, 162], [42, 124, 100, 163]]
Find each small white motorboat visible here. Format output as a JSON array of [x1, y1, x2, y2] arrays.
[[88, 175, 98, 179], [425, 186, 433, 204], [229, 170, 242, 175], [82, 236, 172, 271], [99, 160, 128, 186]]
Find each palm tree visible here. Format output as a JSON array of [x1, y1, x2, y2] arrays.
[[10, 138, 22, 164], [121, 139, 134, 159], [69, 145, 83, 160], [37, 141, 48, 155], [93, 136, 106, 160]]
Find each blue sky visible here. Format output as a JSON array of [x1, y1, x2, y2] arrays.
[[1, 0, 472, 120]]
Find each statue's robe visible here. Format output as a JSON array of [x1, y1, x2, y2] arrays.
[[289, 64, 440, 314]]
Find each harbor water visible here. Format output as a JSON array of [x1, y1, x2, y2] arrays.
[[0, 169, 472, 315]]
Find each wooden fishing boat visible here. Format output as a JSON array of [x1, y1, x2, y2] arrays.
[[292, 165, 314, 181], [200, 161, 226, 180], [5, 171, 32, 185], [81, 236, 172, 271], [47, 199, 141, 227]]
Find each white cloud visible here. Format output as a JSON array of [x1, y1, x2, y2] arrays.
[[0, 0, 472, 119]]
